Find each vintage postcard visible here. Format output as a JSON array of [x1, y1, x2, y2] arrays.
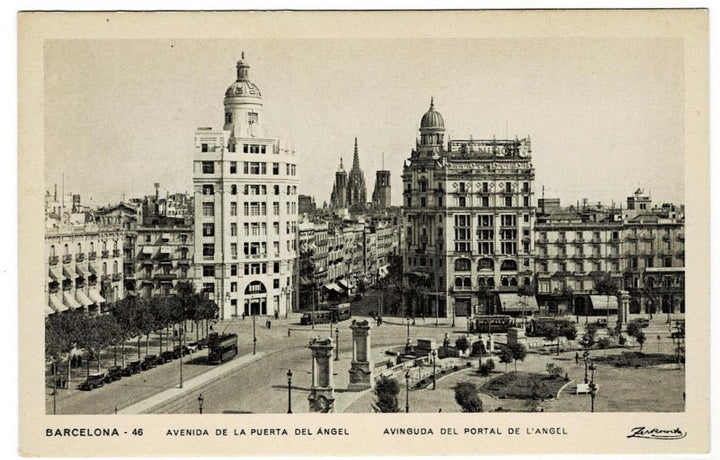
[[18, 10, 709, 456]]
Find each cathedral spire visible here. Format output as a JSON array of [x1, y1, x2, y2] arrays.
[[352, 137, 360, 172]]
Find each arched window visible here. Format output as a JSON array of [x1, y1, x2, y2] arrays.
[[523, 277, 531, 286], [487, 277, 495, 287], [454, 258, 471, 272], [113, 261, 118, 274], [102, 241, 107, 251], [63, 244, 69, 256], [463, 277, 472, 288], [89, 242, 94, 253], [478, 258, 494, 270], [419, 178, 428, 192], [477, 277, 485, 286], [77, 242, 82, 253], [50, 245, 55, 257], [501, 277, 509, 286], [245, 281, 267, 295], [102, 262, 107, 275], [454, 277, 463, 288], [113, 240, 118, 250], [500, 259, 518, 271], [510, 277, 518, 286]]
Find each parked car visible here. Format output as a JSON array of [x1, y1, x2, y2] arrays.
[[122, 360, 142, 376], [141, 354, 158, 370], [79, 373, 106, 391], [160, 350, 175, 364], [636, 318, 650, 328], [596, 318, 608, 327], [186, 342, 199, 353], [173, 345, 190, 359], [196, 337, 208, 350], [104, 366, 122, 383]]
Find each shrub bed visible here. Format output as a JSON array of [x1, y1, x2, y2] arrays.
[[481, 372, 566, 400], [592, 352, 678, 368]]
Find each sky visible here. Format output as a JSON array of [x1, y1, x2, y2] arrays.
[[44, 37, 685, 208]]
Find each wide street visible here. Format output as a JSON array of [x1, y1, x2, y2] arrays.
[[48, 291, 685, 415]]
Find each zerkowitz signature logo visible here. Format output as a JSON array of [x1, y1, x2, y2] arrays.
[[627, 427, 687, 440]]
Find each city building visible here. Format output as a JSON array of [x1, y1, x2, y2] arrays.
[[402, 99, 536, 319], [193, 54, 299, 319], [372, 169, 391, 210], [298, 194, 317, 215], [329, 159, 348, 210], [346, 138, 367, 214]]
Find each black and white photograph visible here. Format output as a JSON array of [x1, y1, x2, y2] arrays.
[[18, 9, 710, 457]]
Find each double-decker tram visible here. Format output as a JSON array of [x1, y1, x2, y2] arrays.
[[207, 332, 239, 364]]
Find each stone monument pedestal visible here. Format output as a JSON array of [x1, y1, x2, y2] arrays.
[[348, 320, 373, 391], [308, 337, 335, 413]]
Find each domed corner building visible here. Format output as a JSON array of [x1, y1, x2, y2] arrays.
[[401, 98, 537, 320], [192, 54, 299, 320]]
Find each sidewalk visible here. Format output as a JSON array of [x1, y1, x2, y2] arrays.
[[117, 351, 266, 414]]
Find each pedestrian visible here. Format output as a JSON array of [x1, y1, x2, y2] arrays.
[[274, 311, 279, 320], [242, 312, 246, 320], [575, 352, 579, 364]]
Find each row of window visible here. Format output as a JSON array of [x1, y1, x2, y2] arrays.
[[200, 161, 297, 176], [49, 240, 118, 257], [201, 201, 297, 217], [202, 262, 281, 277], [455, 275, 532, 288], [414, 180, 531, 194], [201, 240, 297, 259], [407, 195, 531, 208]]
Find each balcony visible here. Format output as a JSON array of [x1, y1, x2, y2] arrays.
[[88, 252, 97, 260], [113, 249, 121, 257], [48, 256, 59, 265], [101, 250, 110, 259], [155, 273, 176, 280], [62, 255, 72, 264], [609, 238, 621, 245], [48, 285, 59, 294], [536, 238, 548, 244], [88, 277, 97, 286], [556, 238, 567, 244], [591, 238, 602, 244], [75, 253, 85, 262], [101, 274, 111, 282], [111, 273, 122, 281]]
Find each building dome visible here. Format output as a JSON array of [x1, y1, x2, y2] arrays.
[[420, 98, 444, 130], [225, 52, 262, 99]]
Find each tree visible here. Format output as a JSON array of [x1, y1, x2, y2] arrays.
[[46, 308, 85, 386], [597, 337, 611, 355], [499, 346, 514, 371], [626, 321, 640, 339], [517, 284, 535, 323], [546, 363, 564, 379], [478, 358, 495, 379], [111, 296, 141, 367], [593, 273, 619, 325], [635, 331, 647, 352], [455, 337, 470, 356], [559, 285, 575, 317], [509, 343, 527, 371], [454, 381, 483, 412], [373, 375, 400, 413]]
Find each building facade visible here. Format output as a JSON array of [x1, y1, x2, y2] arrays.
[[193, 55, 298, 319], [403, 100, 536, 318], [372, 170, 391, 210]]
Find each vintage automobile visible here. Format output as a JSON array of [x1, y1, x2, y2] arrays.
[[79, 373, 106, 391], [141, 355, 158, 370], [122, 360, 142, 376], [104, 366, 122, 382], [159, 350, 175, 364]]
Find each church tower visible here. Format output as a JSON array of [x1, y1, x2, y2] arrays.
[[330, 158, 348, 210], [346, 138, 367, 213]]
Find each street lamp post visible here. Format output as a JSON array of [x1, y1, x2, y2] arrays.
[[583, 350, 590, 384], [432, 350, 437, 390], [286, 370, 293, 414], [588, 361, 597, 412], [197, 393, 204, 414], [405, 370, 410, 413], [252, 313, 257, 355], [405, 317, 411, 353], [556, 324, 561, 356], [334, 328, 339, 361]]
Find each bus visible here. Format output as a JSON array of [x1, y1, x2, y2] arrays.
[[207, 332, 238, 364], [469, 315, 515, 334], [525, 317, 574, 337]]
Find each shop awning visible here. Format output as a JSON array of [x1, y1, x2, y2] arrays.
[[88, 263, 99, 274], [45, 305, 56, 316], [48, 266, 63, 281], [76, 290, 93, 307], [63, 291, 82, 310], [300, 276, 313, 286], [498, 293, 539, 312], [89, 289, 106, 304], [323, 282, 344, 293], [76, 265, 88, 277], [62, 265, 77, 279], [160, 246, 173, 254], [337, 279, 354, 290], [50, 295, 68, 313], [589, 295, 618, 311]]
